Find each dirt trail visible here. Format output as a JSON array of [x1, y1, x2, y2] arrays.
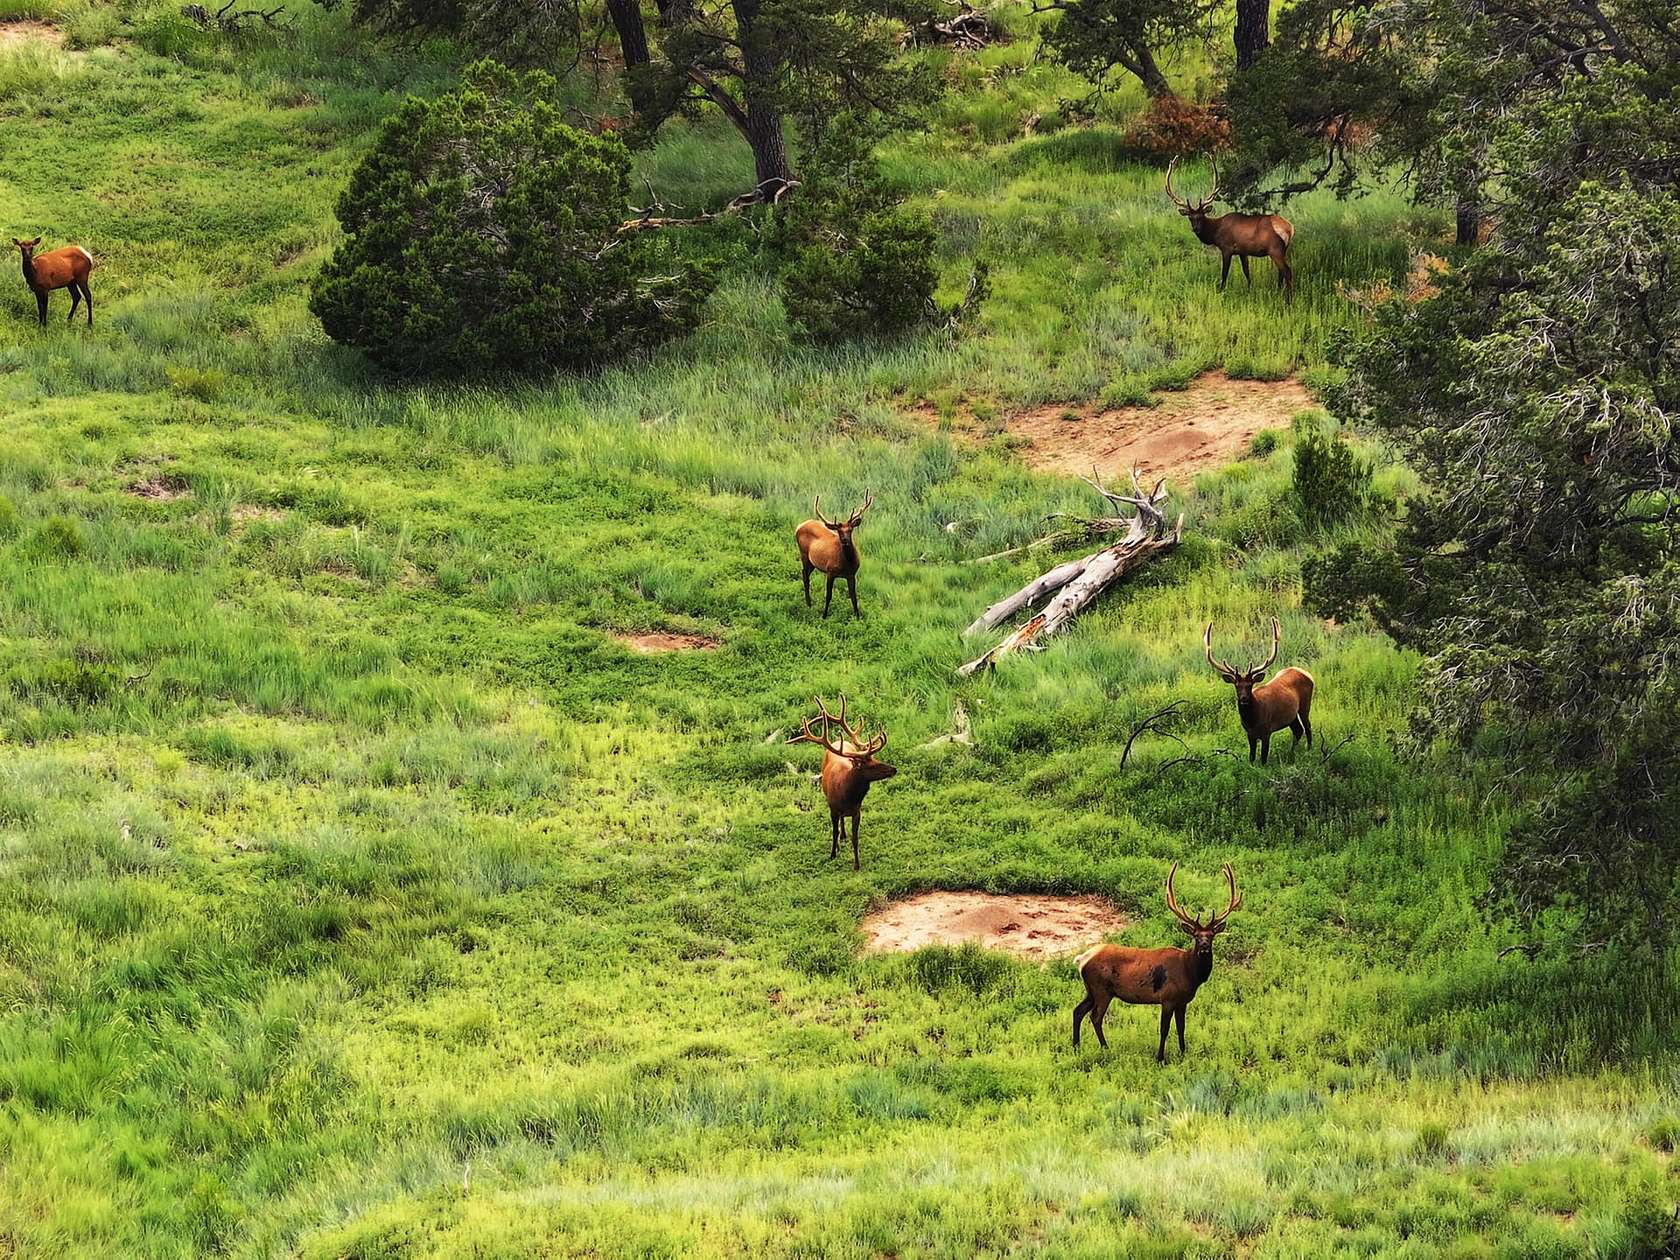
[[1006, 372, 1314, 483], [613, 631, 719, 653], [861, 891, 1124, 960], [0, 20, 65, 48]]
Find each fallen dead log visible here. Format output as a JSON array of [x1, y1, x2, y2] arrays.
[[903, 3, 994, 49], [617, 177, 799, 234], [957, 468, 1183, 677]]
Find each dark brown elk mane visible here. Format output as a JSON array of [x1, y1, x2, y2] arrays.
[[1165, 155, 1295, 300]]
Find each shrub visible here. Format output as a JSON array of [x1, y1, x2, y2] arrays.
[[23, 515, 86, 559], [1121, 97, 1231, 162], [770, 132, 976, 343], [311, 61, 714, 376], [1292, 413, 1373, 527]]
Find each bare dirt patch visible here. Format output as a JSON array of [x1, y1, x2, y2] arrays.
[[0, 20, 65, 48], [1005, 372, 1315, 484], [861, 891, 1125, 960], [613, 631, 720, 654], [129, 475, 190, 502]]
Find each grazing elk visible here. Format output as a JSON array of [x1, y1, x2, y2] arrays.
[[1205, 617, 1315, 764], [1073, 862, 1242, 1062], [1165, 156, 1294, 300], [786, 694, 896, 870], [795, 491, 873, 618], [14, 237, 94, 327]]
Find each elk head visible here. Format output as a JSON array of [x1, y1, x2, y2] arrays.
[[788, 694, 894, 774], [12, 236, 41, 260], [813, 490, 873, 551], [1204, 617, 1280, 718], [1165, 154, 1220, 232], [1164, 861, 1242, 959]]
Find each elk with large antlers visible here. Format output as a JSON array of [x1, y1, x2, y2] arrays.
[[1205, 617, 1315, 764], [1165, 156, 1294, 300], [1073, 863, 1242, 1062], [786, 694, 896, 869], [796, 492, 873, 618]]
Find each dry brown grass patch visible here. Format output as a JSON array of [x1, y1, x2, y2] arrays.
[[861, 891, 1125, 960]]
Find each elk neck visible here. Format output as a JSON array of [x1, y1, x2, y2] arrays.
[[1188, 942, 1214, 985], [18, 252, 36, 289], [1189, 213, 1221, 247]]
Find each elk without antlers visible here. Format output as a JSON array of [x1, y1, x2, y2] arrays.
[[787, 694, 896, 869], [1074, 862, 1242, 1062], [1205, 617, 1315, 764], [796, 491, 874, 618], [1166, 155, 1295, 300]]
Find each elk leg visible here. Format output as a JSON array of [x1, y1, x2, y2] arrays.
[[82, 282, 92, 327], [1175, 1004, 1186, 1054], [1218, 253, 1233, 292], [1260, 735, 1271, 765], [829, 811, 840, 860], [1073, 996, 1092, 1048], [1156, 1008, 1172, 1062], [822, 575, 834, 619], [1248, 735, 1258, 763], [35, 291, 47, 327], [802, 558, 814, 606], [1277, 255, 1295, 302], [1290, 717, 1305, 752], [1090, 993, 1111, 1048], [67, 287, 80, 322], [847, 576, 859, 617], [1301, 712, 1314, 747], [849, 810, 860, 871], [1240, 256, 1252, 286]]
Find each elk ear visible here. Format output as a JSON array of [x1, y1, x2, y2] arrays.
[[27, 237, 40, 247]]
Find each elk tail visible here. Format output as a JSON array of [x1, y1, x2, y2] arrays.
[[1274, 218, 1295, 250], [1075, 945, 1103, 974], [74, 246, 95, 268]]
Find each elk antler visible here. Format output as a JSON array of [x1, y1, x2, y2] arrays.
[[787, 694, 887, 759], [1199, 153, 1221, 211], [1209, 863, 1242, 927], [1204, 623, 1239, 682], [813, 495, 840, 529], [1164, 156, 1190, 210], [1247, 617, 1281, 678], [848, 489, 875, 526], [1164, 861, 1206, 931]]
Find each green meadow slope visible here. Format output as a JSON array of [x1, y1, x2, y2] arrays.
[[0, 5, 1676, 1257]]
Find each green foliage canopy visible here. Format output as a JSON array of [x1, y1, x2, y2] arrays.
[[310, 61, 713, 375]]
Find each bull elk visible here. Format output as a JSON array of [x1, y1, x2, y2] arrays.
[[1205, 617, 1315, 764], [1073, 862, 1241, 1062], [795, 492, 873, 618], [1165, 156, 1294, 300], [786, 694, 896, 870], [14, 237, 94, 327]]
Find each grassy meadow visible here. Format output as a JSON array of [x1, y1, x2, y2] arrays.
[[0, 3, 1676, 1256]]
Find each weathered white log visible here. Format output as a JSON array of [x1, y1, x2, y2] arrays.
[[957, 468, 1182, 677]]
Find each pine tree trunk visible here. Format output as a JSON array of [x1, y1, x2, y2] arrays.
[[1455, 195, 1481, 246], [606, 0, 649, 66], [1234, 0, 1269, 70], [1131, 41, 1174, 98], [733, 0, 792, 187]]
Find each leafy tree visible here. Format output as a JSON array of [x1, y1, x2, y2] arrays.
[[767, 124, 949, 341], [1306, 29, 1680, 957], [1037, 0, 1222, 99], [311, 61, 713, 375]]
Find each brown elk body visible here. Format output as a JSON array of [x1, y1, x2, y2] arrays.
[[14, 237, 94, 327], [787, 695, 896, 869], [796, 492, 872, 618], [1166, 157, 1294, 300], [1074, 863, 1241, 1062], [1205, 617, 1315, 764]]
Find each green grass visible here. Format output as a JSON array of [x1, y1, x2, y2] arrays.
[[0, 5, 1673, 1258]]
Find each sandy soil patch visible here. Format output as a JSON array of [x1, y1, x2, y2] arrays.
[[1005, 372, 1315, 484], [861, 891, 1125, 960], [0, 20, 65, 48], [613, 631, 720, 654]]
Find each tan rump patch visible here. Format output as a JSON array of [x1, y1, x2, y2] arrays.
[[861, 891, 1125, 960], [1003, 372, 1315, 484], [613, 631, 720, 654]]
